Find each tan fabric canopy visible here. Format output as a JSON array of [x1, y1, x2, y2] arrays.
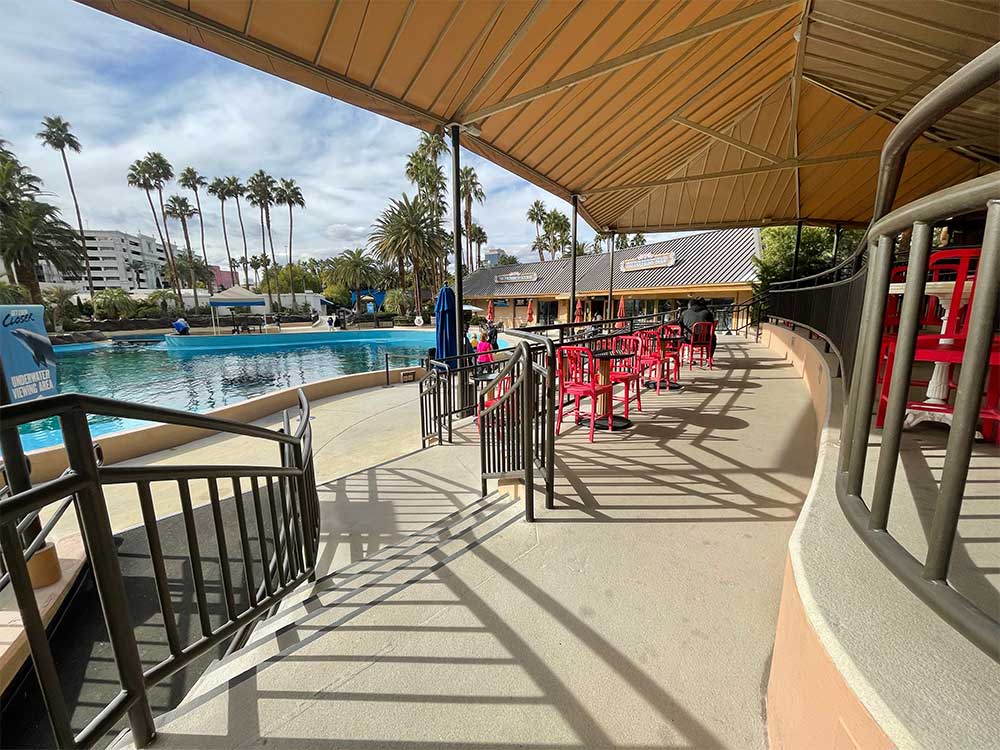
[[78, 0, 999, 232]]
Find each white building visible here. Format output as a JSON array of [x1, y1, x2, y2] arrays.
[[39, 229, 174, 292]]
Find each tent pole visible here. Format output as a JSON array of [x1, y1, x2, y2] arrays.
[[607, 231, 615, 317], [570, 195, 578, 322]]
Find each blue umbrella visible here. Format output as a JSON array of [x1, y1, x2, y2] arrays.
[[434, 286, 457, 367]]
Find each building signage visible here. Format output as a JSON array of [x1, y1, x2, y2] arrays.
[[495, 271, 538, 283], [0, 305, 57, 404], [620, 251, 676, 272]]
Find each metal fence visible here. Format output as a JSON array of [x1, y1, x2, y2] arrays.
[[765, 44, 1000, 662], [0, 391, 320, 748]]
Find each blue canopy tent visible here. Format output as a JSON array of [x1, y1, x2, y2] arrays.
[[434, 286, 458, 368]]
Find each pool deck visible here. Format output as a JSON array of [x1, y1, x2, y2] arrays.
[[43, 382, 427, 541]]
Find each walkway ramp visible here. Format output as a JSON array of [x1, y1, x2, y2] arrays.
[[115, 338, 815, 750]]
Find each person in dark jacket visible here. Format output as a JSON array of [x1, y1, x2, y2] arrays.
[[680, 299, 717, 355]]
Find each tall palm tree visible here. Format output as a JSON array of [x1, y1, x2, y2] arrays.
[[247, 170, 279, 307], [1, 200, 82, 304], [544, 209, 570, 260], [469, 223, 487, 267], [43, 285, 78, 332], [417, 132, 450, 163], [527, 199, 547, 262], [274, 178, 305, 309], [368, 195, 443, 313], [249, 255, 262, 286], [258, 252, 274, 310], [224, 176, 250, 285], [36, 116, 95, 297], [459, 166, 485, 270], [179, 167, 209, 266], [207, 177, 235, 286], [127, 159, 182, 303], [165, 195, 201, 307], [144, 152, 182, 298]]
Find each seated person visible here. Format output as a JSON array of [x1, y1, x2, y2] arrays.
[[172, 316, 190, 335]]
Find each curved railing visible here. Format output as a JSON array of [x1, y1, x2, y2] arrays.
[[0, 391, 319, 748], [766, 43, 1000, 662]]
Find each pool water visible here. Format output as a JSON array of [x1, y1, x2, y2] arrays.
[[15, 332, 434, 451]]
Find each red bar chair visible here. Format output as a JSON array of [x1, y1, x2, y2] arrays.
[[476, 372, 512, 428], [681, 322, 716, 369], [636, 329, 667, 394], [556, 345, 613, 442], [659, 324, 683, 382], [609, 335, 643, 419]]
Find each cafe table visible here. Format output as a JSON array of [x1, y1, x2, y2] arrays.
[[645, 333, 686, 391], [580, 349, 634, 431]]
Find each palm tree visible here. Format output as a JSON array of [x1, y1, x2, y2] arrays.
[[250, 254, 262, 286], [36, 116, 95, 298], [1, 200, 83, 304], [368, 195, 443, 312], [147, 288, 179, 314], [43, 285, 78, 332], [469, 223, 487, 267], [630, 232, 646, 247], [207, 177, 235, 286], [274, 178, 305, 309], [417, 132, 450, 163], [127, 258, 145, 289], [128, 159, 181, 302], [247, 170, 279, 307], [223, 176, 250, 285], [165, 195, 201, 307], [459, 166, 485, 270], [332, 248, 377, 310], [0, 280, 26, 304], [179, 167, 209, 266], [144, 152, 184, 303], [258, 252, 274, 310], [527, 199, 547, 261], [543, 209, 570, 260]]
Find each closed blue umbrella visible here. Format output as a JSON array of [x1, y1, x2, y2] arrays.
[[435, 286, 457, 366]]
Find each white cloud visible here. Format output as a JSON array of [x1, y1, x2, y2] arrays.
[[1, 0, 681, 273]]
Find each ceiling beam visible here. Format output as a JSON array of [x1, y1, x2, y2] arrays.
[[584, 138, 988, 196], [673, 115, 784, 163], [459, 0, 798, 123]]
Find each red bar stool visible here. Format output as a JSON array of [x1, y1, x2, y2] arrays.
[[659, 324, 683, 382], [556, 346, 613, 442], [609, 335, 643, 419], [682, 322, 716, 369]]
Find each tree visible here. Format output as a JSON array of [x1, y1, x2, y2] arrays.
[[36, 116, 95, 297], [591, 231, 611, 254], [92, 287, 135, 319], [0, 280, 26, 304], [165, 194, 202, 307], [459, 166, 485, 270], [128, 159, 177, 300], [43, 285, 78, 332], [526, 199, 547, 262], [147, 288, 179, 314], [1, 199, 83, 304], [247, 170, 279, 306], [127, 259, 145, 289], [630, 232, 646, 247], [224, 176, 250, 285], [257, 252, 274, 310], [179, 167, 209, 268], [207, 177, 235, 286], [543, 209, 570, 259], [383, 287, 410, 316], [274, 178, 305, 308], [497, 250, 519, 266], [754, 225, 836, 293], [405, 136, 449, 286], [368, 195, 444, 312], [332, 248, 377, 310], [468, 223, 487, 266], [321, 282, 350, 308], [249, 254, 262, 286]]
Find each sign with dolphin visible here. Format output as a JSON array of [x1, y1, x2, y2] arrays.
[[0, 305, 57, 404]]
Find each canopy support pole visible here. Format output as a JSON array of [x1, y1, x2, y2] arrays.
[[570, 195, 578, 322], [831, 222, 842, 267], [450, 124, 465, 409], [607, 231, 615, 316]]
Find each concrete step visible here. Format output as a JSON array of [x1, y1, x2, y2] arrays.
[[175, 490, 519, 706]]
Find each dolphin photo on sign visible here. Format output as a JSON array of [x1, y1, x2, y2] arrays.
[[0, 305, 58, 404]]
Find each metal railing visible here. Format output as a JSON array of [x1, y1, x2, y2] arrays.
[[766, 44, 1000, 661], [0, 391, 320, 748]]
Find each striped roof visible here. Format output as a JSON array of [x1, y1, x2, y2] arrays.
[[464, 228, 759, 298]]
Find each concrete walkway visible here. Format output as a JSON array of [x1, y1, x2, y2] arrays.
[[126, 337, 817, 750]]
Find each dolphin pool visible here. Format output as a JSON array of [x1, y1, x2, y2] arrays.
[[14, 330, 436, 451]]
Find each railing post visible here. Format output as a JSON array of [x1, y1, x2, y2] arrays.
[[924, 200, 1000, 581], [521, 343, 535, 522], [545, 342, 556, 509], [60, 408, 156, 747]]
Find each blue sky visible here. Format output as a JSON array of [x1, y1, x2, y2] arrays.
[[0, 0, 674, 269]]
